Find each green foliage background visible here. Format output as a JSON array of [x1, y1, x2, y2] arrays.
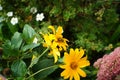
[[0, 0, 120, 80]]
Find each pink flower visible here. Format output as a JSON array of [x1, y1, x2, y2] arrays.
[[94, 47, 120, 80]]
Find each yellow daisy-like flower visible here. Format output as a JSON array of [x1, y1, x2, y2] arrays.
[[60, 48, 90, 80], [42, 25, 68, 63], [42, 33, 55, 47], [48, 26, 68, 51]]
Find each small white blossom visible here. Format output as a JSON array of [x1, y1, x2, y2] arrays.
[[0, 5, 3, 11], [33, 37, 38, 44], [30, 7, 37, 14], [7, 11, 13, 17], [10, 17, 18, 25], [36, 13, 44, 21]]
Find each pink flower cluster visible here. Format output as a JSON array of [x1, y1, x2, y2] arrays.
[[94, 47, 120, 80]]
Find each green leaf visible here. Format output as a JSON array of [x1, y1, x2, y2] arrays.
[[11, 60, 27, 77], [3, 40, 19, 57], [32, 59, 58, 79], [21, 43, 40, 52], [11, 32, 23, 49], [22, 24, 36, 43], [2, 32, 22, 57]]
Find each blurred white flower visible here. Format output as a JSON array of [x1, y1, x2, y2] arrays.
[[0, 5, 3, 11], [7, 11, 13, 17], [10, 17, 18, 25], [33, 37, 38, 44], [36, 13, 44, 21], [30, 7, 37, 14]]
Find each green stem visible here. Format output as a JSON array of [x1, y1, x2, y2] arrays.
[[28, 47, 49, 70], [38, 47, 49, 59], [26, 65, 58, 80]]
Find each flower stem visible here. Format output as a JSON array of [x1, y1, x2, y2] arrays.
[[26, 65, 58, 80], [38, 47, 49, 59], [28, 47, 49, 70]]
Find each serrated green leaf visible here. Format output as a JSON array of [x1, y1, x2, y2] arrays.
[[11, 60, 27, 77]]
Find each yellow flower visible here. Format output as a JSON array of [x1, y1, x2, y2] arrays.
[[60, 48, 90, 80], [42, 25, 68, 63], [42, 33, 55, 47], [42, 34, 60, 63], [48, 26, 68, 51]]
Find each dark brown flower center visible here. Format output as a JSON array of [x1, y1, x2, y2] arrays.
[[57, 38, 64, 42], [70, 62, 78, 70]]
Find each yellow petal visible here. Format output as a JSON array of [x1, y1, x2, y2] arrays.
[[64, 52, 69, 58], [59, 65, 66, 69], [64, 52, 71, 63], [61, 69, 68, 76], [70, 76, 73, 80], [48, 25, 55, 34], [54, 49, 60, 57], [77, 69, 86, 77], [62, 69, 70, 79], [74, 48, 79, 59], [78, 60, 90, 68], [75, 48, 79, 53], [73, 71, 80, 80], [56, 26, 63, 34], [78, 49, 85, 58], [70, 48, 75, 57], [53, 52, 58, 63]]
